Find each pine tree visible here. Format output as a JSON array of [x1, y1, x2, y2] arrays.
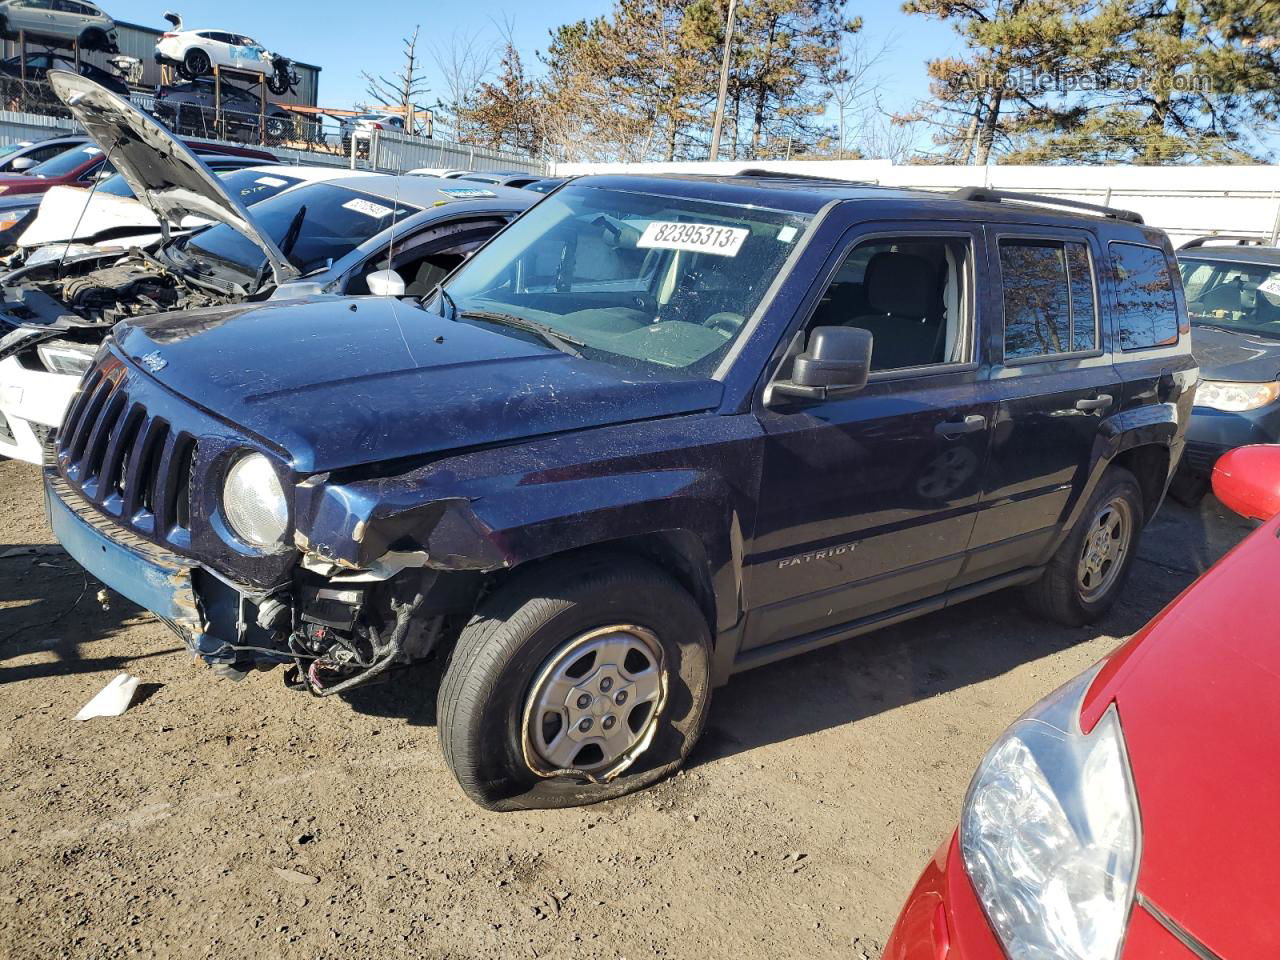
[[466, 42, 541, 154], [903, 0, 1280, 164]]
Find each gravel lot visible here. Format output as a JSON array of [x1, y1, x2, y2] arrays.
[[0, 455, 1252, 960]]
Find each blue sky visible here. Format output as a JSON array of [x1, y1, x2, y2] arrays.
[[104, 0, 960, 114]]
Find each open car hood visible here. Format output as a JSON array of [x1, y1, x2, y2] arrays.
[[47, 70, 299, 284]]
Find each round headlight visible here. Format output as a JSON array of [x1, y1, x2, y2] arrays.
[[222, 453, 288, 547]]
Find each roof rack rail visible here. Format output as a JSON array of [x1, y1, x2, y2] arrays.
[[735, 167, 864, 184], [949, 186, 1144, 225], [1178, 234, 1268, 250]]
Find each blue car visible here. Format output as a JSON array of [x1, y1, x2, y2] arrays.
[[1173, 237, 1280, 500], [45, 163, 1195, 809]]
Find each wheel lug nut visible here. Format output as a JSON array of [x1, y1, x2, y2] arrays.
[[615, 691, 628, 705], [578, 718, 593, 733], [576, 694, 591, 709], [599, 676, 613, 692], [602, 716, 616, 730]]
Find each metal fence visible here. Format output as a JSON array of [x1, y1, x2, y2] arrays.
[[370, 130, 544, 174], [0, 77, 545, 175]]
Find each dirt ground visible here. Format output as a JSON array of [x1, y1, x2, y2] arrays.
[[0, 455, 1253, 960]]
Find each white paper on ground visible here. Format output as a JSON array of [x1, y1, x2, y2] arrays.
[[75, 673, 141, 720]]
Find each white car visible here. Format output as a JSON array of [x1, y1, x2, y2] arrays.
[[19, 162, 376, 249], [340, 112, 404, 153], [0, 0, 117, 51], [154, 12, 296, 93], [0, 163, 383, 464]]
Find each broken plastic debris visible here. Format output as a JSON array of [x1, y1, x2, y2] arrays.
[[75, 673, 140, 720]]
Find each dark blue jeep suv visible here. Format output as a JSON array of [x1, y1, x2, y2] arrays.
[[45, 173, 1195, 809]]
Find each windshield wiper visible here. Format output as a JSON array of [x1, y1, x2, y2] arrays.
[[280, 204, 307, 261], [459, 309, 584, 357]]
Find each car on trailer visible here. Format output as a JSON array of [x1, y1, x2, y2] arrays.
[[152, 77, 296, 144], [44, 172, 1193, 810], [0, 0, 117, 51]]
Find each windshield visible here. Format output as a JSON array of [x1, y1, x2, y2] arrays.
[[439, 183, 812, 375], [28, 143, 103, 178], [172, 182, 419, 278], [1179, 257, 1280, 339]]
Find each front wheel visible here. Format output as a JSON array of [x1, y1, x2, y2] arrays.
[[1023, 466, 1144, 626], [437, 554, 712, 811], [184, 48, 211, 78]]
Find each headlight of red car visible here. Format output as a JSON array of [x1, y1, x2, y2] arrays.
[[960, 665, 1141, 960]]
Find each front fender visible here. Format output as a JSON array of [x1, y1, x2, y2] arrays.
[[293, 413, 763, 632]]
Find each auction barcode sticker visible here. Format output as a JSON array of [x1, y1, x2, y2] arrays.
[[256, 175, 288, 187], [637, 221, 749, 257], [1258, 275, 1280, 298], [342, 198, 395, 219]]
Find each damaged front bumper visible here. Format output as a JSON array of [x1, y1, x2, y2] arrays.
[[46, 471, 239, 663]]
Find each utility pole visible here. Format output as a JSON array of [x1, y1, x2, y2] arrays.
[[707, 0, 737, 162]]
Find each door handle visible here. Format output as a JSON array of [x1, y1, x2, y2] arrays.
[[935, 414, 986, 437], [1075, 394, 1113, 412]]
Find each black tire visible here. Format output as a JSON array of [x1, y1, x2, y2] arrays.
[[264, 115, 289, 142], [78, 28, 105, 51], [437, 553, 712, 811], [184, 48, 211, 78], [1023, 466, 1145, 626]]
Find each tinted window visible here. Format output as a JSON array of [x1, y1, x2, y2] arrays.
[[1110, 243, 1179, 350], [175, 183, 419, 278], [27, 143, 101, 177], [811, 236, 971, 371], [1000, 239, 1096, 360], [217, 168, 302, 205]]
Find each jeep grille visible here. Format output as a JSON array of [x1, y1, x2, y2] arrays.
[[56, 363, 195, 538]]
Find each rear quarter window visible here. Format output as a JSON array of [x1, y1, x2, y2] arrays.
[[1109, 242, 1180, 350]]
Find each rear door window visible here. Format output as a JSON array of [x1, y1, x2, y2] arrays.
[[1109, 242, 1179, 349], [999, 239, 1097, 360]]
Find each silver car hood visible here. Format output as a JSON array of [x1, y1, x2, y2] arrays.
[[48, 70, 299, 284]]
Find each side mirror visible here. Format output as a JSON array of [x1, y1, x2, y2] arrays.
[[771, 326, 873, 402], [1211, 444, 1280, 521], [365, 269, 406, 297], [10, 156, 34, 172]]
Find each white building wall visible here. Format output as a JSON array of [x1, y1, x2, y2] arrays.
[[550, 159, 1280, 247]]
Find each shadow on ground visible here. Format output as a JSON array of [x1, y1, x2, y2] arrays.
[[0, 543, 180, 683]]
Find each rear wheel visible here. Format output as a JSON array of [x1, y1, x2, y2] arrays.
[[78, 28, 106, 51], [264, 114, 288, 142], [184, 48, 211, 78], [437, 553, 712, 811], [1023, 466, 1144, 626]]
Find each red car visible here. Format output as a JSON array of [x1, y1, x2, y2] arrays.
[[884, 443, 1280, 960], [0, 138, 273, 197]]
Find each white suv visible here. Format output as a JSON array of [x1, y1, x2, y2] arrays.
[[0, 0, 117, 51]]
